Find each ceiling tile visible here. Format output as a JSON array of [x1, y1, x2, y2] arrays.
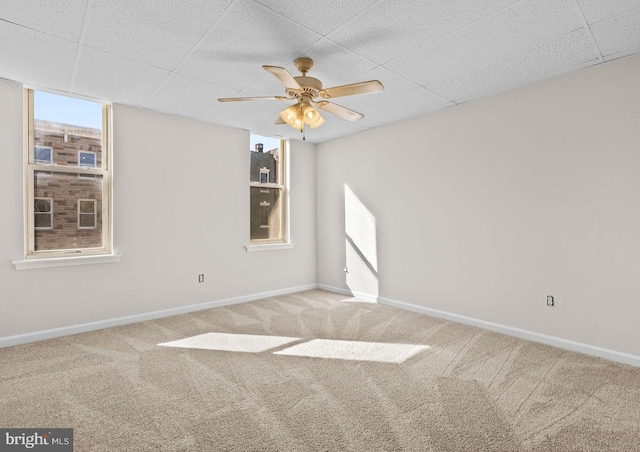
[[341, 87, 453, 128], [0, 0, 87, 42], [302, 117, 369, 143], [354, 67, 419, 98], [386, 0, 583, 86], [0, 21, 77, 91], [590, 8, 640, 60], [577, 0, 640, 24], [72, 47, 170, 105], [177, 0, 321, 90], [327, 0, 519, 65], [254, 0, 379, 36], [84, 0, 233, 70], [426, 29, 598, 103], [142, 74, 236, 118]]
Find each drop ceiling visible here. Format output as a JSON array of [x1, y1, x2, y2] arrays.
[[1, 0, 639, 143]]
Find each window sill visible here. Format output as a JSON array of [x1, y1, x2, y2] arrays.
[[12, 253, 122, 270], [245, 243, 295, 252]]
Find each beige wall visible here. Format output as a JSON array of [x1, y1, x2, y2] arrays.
[[0, 80, 317, 338], [317, 54, 640, 356]]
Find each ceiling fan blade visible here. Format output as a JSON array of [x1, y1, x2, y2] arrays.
[[275, 116, 286, 125], [315, 101, 364, 122], [319, 80, 384, 99], [218, 96, 288, 102], [263, 65, 301, 90]]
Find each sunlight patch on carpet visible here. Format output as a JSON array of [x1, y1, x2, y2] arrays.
[[340, 297, 377, 304], [158, 333, 429, 363], [158, 332, 299, 353], [275, 339, 428, 363]]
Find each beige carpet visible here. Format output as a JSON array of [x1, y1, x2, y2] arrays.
[[1, 289, 639, 451]]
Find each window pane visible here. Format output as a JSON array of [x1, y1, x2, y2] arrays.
[[79, 200, 95, 214], [78, 199, 97, 229], [34, 198, 52, 230], [250, 138, 280, 185], [35, 146, 52, 164], [34, 170, 103, 251], [79, 214, 96, 228], [250, 187, 282, 241], [33, 91, 103, 169], [79, 151, 96, 167]]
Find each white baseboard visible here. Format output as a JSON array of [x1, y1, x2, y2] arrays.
[[317, 284, 378, 303], [0, 284, 319, 348], [319, 284, 640, 368]]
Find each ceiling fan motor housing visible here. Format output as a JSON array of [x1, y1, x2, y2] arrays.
[[289, 76, 322, 100]]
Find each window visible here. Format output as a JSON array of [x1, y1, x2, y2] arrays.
[[78, 150, 96, 167], [25, 89, 112, 257], [34, 198, 53, 230], [259, 167, 270, 184], [34, 146, 52, 164], [78, 150, 97, 179], [78, 199, 97, 229], [259, 201, 270, 229], [250, 135, 286, 242]]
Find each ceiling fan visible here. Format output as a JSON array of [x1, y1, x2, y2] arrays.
[[218, 57, 384, 139]]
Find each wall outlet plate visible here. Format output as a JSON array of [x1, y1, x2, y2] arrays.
[[546, 295, 554, 307]]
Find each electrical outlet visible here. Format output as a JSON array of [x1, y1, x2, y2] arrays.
[[546, 295, 554, 307], [198, 274, 205, 283]]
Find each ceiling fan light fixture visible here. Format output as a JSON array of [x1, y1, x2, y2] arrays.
[[309, 113, 325, 129], [280, 105, 302, 129], [302, 105, 324, 128], [280, 103, 325, 132]]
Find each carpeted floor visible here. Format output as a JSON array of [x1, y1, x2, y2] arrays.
[[1, 289, 639, 451]]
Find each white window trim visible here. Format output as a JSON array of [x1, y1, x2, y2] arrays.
[[246, 137, 292, 251], [78, 198, 97, 229], [13, 253, 122, 270], [245, 242, 295, 252], [22, 87, 115, 264]]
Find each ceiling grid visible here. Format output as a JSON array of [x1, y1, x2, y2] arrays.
[[0, 0, 638, 143]]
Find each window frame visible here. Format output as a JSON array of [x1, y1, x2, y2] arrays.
[[23, 88, 113, 259], [33, 197, 53, 231], [249, 137, 288, 245], [77, 198, 97, 230]]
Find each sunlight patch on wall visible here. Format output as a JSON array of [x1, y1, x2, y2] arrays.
[[345, 184, 379, 298]]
